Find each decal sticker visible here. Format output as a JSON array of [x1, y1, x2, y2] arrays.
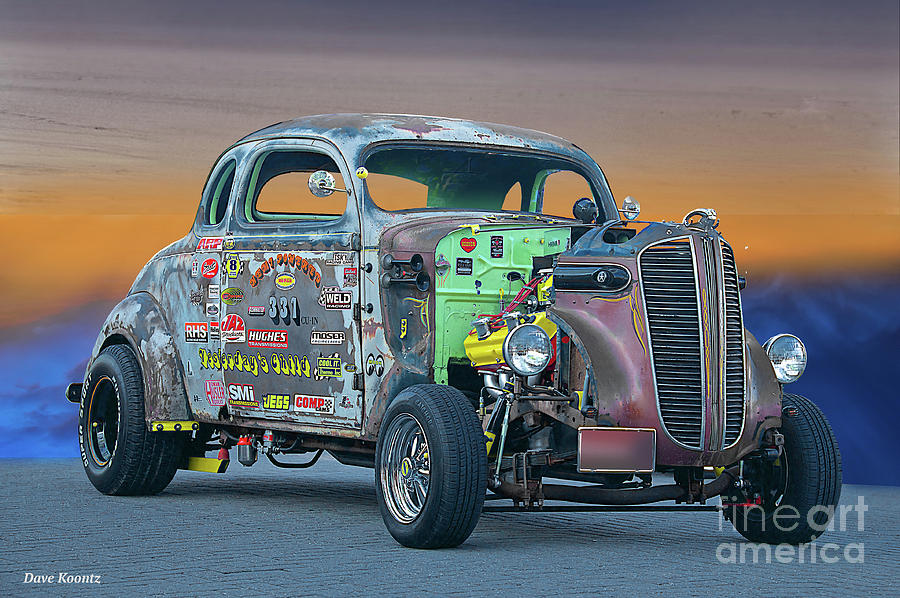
[[490, 235, 504, 258], [221, 287, 244, 305], [191, 259, 199, 277], [315, 355, 342, 378], [205, 380, 226, 407], [221, 314, 246, 343], [196, 237, 223, 251], [262, 393, 291, 411], [326, 252, 354, 265], [456, 257, 473, 275], [460, 237, 477, 253], [366, 353, 385, 376], [198, 349, 312, 378], [223, 254, 243, 279], [190, 289, 203, 305], [275, 273, 296, 290], [340, 395, 353, 409], [344, 364, 357, 373], [247, 305, 266, 316], [227, 383, 258, 408], [400, 319, 408, 339], [295, 394, 334, 415], [249, 254, 321, 288], [318, 286, 352, 310], [310, 331, 345, 345], [548, 239, 561, 248], [206, 303, 219, 318], [201, 258, 219, 279], [208, 284, 220, 300], [185, 322, 208, 343], [223, 237, 235, 250], [247, 329, 288, 349], [209, 321, 220, 340], [343, 267, 358, 288]]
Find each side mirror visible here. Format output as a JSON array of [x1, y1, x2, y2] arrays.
[[619, 196, 640, 221], [572, 197, 598, 224], [308, 170, 348, 197]]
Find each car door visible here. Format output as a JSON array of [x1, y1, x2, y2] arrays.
[[220, 139, 364, 432]]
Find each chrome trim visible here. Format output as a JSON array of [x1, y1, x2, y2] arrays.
[[577, 427, 656, 473]]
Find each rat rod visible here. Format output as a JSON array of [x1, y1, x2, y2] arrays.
[[67, 114, 841, 548]]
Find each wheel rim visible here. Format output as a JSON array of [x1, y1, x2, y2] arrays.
[[380, 413, 431, 524], [87, 376, 119, 467]]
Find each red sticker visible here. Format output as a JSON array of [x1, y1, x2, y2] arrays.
[[460, 238, 477, 253], [201, 258, 219, 279]]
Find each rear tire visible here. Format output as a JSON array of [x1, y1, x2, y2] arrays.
[[375, 384, 487, 548], [79, 344, 184, 495], [730, 393, 842, 544]]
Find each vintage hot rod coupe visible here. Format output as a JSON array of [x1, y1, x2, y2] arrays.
[[68, 114, 840, 548]]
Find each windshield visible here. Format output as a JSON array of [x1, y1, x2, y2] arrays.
[[363, 145, 604, 219]]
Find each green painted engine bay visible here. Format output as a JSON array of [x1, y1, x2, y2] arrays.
[[433, 224, 571, 384]]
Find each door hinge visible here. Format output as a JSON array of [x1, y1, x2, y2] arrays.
[[353, 372, 364, 391], [353, 303, 361, 322], [351, 233, 361, 251]]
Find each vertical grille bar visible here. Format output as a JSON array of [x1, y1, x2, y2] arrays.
[[639, 239, 704, 448], [720, 242, 746, 446]]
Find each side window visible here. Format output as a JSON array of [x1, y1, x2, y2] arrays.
[[534, 169, 595, 218], [246, 150, 347, 221], [204, 159, 236, 226]]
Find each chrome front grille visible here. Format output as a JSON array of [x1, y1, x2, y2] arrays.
[[721, 242, 746, 446], [639, 240, 704, 448], [639, 235, 746, 450]]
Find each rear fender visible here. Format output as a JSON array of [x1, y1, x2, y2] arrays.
[[84, 292, 191, 423]]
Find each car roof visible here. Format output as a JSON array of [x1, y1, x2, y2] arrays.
[[235, 113, 583, 157]]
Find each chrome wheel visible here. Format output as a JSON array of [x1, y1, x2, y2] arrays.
[[379, 413, 431, 524]]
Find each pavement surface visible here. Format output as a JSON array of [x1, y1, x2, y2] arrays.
[[1, 456, 896, 597]]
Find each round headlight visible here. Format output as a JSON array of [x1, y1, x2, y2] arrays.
[[502, 324, 552, 377], [763, 334, 807, 384]]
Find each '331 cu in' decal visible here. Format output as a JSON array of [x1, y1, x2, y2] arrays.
[[268, 296, 318, 326]]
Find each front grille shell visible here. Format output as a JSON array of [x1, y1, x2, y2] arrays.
[[638, 234, 746, 451]]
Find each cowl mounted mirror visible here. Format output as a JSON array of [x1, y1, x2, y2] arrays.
[[308, 170, 348, 197]]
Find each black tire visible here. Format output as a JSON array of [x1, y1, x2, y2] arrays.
[[79, 344, 184, 495], [375, 384, 487, 548], [731, 393, 842, 544]]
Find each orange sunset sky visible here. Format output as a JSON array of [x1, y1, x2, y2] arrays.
[[1, 0, 897, 328]]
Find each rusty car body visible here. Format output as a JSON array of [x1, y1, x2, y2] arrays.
[[69, 114, 841, 548]]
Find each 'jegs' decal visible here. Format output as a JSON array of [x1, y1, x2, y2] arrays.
[[250, 254, 321, 288]]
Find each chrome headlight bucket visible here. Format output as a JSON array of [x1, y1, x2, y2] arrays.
[[763, 333, 807, 384], [502, 323, 552, 377]]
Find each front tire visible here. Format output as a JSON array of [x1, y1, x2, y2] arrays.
[[79, 344, 184, 495], [375, 384, 487, 548], [730, 393, 842, 544]]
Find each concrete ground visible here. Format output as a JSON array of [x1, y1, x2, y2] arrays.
[[1, 456, 895, 597]]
